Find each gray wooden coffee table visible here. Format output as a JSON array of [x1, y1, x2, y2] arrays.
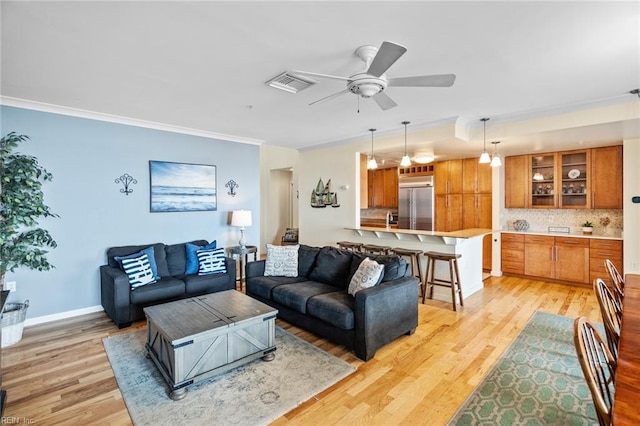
[[144, 290, 277, 400]]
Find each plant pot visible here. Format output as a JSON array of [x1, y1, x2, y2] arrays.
[[1, 300, 29, 347], [582, 227, 593, 235]]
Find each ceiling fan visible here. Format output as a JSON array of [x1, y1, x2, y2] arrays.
[[292, 41, 456, 111]]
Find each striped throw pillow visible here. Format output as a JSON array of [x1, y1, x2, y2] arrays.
[[197, 247, 227, 275], [120, 253, 157, 289]]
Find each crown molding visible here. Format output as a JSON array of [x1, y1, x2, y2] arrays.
[[0, 96, 263, 145]]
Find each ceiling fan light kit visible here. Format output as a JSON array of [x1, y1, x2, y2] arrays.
[[479, 117, 491, 164], [291, 40, 456, 111]]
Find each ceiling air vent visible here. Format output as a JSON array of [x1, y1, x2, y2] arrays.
[[266, 72, 316, 94]]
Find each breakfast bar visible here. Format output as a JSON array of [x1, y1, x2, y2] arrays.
[[345, 227, 493, 303]]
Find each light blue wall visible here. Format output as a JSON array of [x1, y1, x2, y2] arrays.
[[1, 106, 260, 319]]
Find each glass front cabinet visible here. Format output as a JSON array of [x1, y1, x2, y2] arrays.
[[529, 150, 591, 209]]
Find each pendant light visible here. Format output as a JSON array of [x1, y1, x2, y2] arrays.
[[479, 117, 491, 164], [367, 128, 378, 169], [490, 141, 502, 167], [400, 121, 411, 167]]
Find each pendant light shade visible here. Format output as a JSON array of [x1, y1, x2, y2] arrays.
[[367, 128, 378, 169], [479, 117, 491, 164], [400, 121, 411, 167], [490, 141, 502, 167]]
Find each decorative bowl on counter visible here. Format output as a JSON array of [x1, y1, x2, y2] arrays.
[[513, 220, 530, 231]]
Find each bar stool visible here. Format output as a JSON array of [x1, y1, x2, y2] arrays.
[[423, 251, 464, 311], [391, 248, 424, 296], [337, 241, 363, 252], [361, 244, 391, 255]]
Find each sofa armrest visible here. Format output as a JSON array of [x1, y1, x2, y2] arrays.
[[100, 265, 133, 328], [353, 276, 419, 361], [246, 259, 266, 278]]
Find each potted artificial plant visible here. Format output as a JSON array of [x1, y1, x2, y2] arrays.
[[581, 221, 593, 235], [0, 132, 58, 346]]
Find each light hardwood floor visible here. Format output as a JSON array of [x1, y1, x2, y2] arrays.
[[2, 276, 601, 425]]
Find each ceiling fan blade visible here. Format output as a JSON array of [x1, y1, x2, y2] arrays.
[[367, 41, 407, 77], [388, 74, 457, 87], [309, 89, 350, 106], [372, 91, 398, 110], [291, 70, 351, 82]]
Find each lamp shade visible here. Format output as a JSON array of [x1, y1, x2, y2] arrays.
[[231, 210, 252, 227]]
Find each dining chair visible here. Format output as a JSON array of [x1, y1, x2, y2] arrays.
[[593, 278, 622, 360], [573, 316, 616, 426], [604, 259, 625, 305]]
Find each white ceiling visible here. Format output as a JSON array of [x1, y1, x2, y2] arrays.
[[2, 1, 639, 161]]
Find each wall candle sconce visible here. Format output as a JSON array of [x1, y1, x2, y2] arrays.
[[225, 179, 239, 197], [115, 173, 137, 195]]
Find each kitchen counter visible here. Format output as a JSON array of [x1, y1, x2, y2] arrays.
[[501, 229, 622, 240], [344, 227, 496, 302]]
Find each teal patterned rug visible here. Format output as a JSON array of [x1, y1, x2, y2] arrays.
[[448, 311, 600, 425]]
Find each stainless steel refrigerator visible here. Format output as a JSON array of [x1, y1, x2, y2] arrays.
[[398, 176, 434, 231]]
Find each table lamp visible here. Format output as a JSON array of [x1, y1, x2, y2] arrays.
[[231, 210, 252, 249]]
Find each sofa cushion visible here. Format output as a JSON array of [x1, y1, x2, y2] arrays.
[[307, 291, 355, 330], [308, 246, 353, 289], [197, 247, 226, 275], [183, 273, 231, 295], [298, 245, 321, 277], [246, 276, 306, 300], [264, 244, 299, 277], [107, 242, 170, 278], [348, 257, 384, 296], [272, 281, 338, 313], [165, 239, 208, 276], [129, 277, 185, 305], [349, 253, 407, 283]]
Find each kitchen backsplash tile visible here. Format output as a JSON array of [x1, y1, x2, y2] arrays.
[[503, 209, 623, 233]]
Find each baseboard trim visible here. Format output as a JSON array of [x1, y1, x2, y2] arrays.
[[25, 305, 104, 327]]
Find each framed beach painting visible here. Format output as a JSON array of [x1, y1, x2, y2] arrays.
[[149, 161, 217, 212]]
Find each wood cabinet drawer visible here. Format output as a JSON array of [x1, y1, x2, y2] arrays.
[[502, 233, 524, 243], [502, 261, 524, 274], [524, 235, 554, 245], [589, 239, 622, 251], [555, 237, 589, 248], [502, 241, 524, 252], [590, 258, 623, 276], [590, 248, 623, 260], [590, 272, 614, 287], [502, 249, 524, 263]]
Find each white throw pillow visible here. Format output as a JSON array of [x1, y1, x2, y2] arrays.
[[348, 257, 385, 296], [264, 244, 299, 277]]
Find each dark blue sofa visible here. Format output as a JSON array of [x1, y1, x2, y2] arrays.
[[100, 240, 236, 328], [246, 245, 419, 361]]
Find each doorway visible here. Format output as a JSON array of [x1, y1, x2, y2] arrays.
[[267, 168, 294, 245]]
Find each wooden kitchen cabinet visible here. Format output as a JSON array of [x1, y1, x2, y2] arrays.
[[524, 235, 555, 279], [589, 239, 623, 286], [522, 234, 589, 284], [367, 167, 398, 208], [554, 237, 590, 283], [505, 145, 621, 210], [591, 145, 623, 209], [382, 167, 398, 208], [504, 155, 529, 208], [501, 233, 524, 275], [434, 159, 463, 194], [462, 158, 492, 194], [435, 194, 462, 232]]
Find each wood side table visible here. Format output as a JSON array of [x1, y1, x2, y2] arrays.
[[227, 245, 257, 291]]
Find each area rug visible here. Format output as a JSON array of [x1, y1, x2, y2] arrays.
[[103, 327, 355, 426], [448, 311, 601, 425]]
